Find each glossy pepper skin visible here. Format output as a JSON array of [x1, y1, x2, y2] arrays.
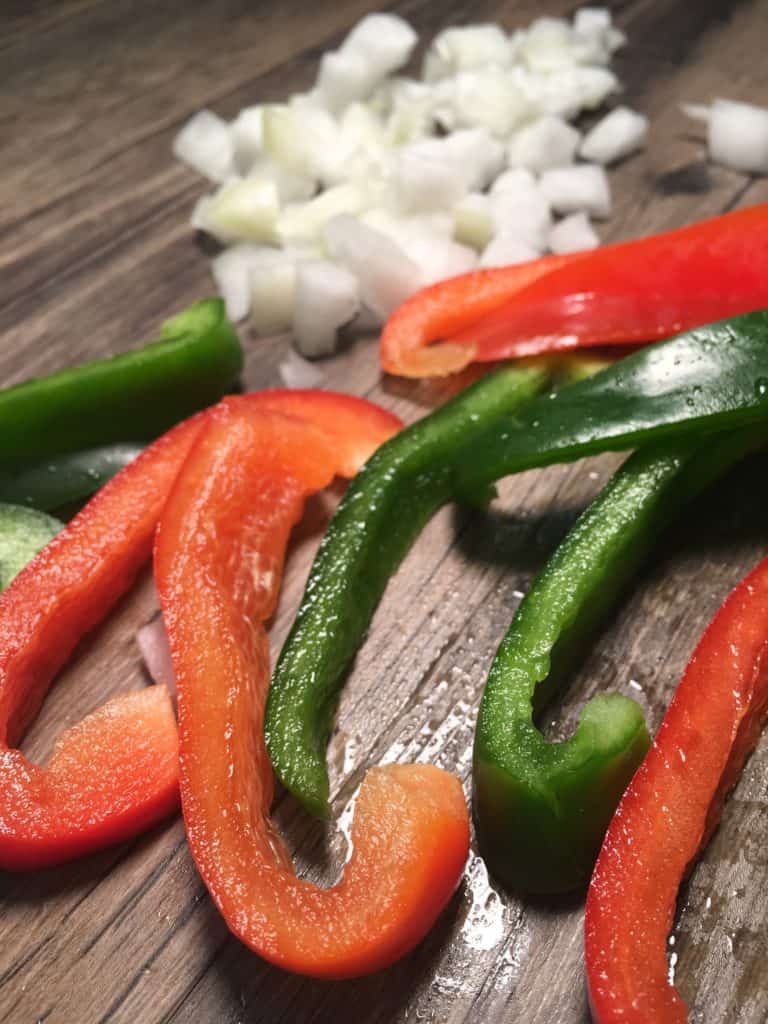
[[266, 364, 550, 817], [0, 445, 144, 512], [0, 414, 204, 870], [474, 428, 766, 895], [266, 310, 768, 820], [585, 553, 768, 1024], [0, 388, 398, 871], [0, 298, 241, 465], [381, 204, 768, 377], [155, 398, 469, 979]]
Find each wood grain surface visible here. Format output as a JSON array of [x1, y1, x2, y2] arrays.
[[3, 1, 768, 1021]]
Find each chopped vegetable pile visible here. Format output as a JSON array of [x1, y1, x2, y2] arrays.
[[174, 8, 641, 358]]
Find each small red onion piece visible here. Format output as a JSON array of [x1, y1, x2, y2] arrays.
[[137, 612, 176, 697]]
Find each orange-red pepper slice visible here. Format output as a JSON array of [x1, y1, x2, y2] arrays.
[[585, 553, 768, 1023], [0, 390, 401, 871], [381, 204, 768, 378], [155, 396, 470, 979]]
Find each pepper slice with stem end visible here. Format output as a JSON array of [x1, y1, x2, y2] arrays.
[[474, 426, 767, 896], [381, 204, 768, 378], [585, 550, 768, 1023], [267, 309, 768, 819], [155, 398, 469, 979]]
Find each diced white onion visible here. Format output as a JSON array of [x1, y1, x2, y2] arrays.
[[480, 235, 540, 268], [251, 257, 297, 336], [507, 115, 581, 171], [539, 163, 611, 218], [339, 13, 418, 78], [489, 187, 552, 250], [402, 236, 478, 286], [580, 105, 648, 164], [325, 215, 422, 320], [231, 106, 265, 174], [292, 260, 361, 357], [278, 183, 366, 244], [422, 25, 513, 82], [173, 110, 234, 183], [520, 18, 578, 73], [137, 613, 176, 697], [196, 179, 279, 245], [316, 50, 380, 113], [453, 193, 494, 250], [279, 349, 327, 388], [211, 244, 284, 322], [393, 150, 467, 213], [549, 211, 599, 253], [434, 69, 534, 137], [525, 65, 619, 119], [490, 167, 537, 195], [707, 98, 768, 174]]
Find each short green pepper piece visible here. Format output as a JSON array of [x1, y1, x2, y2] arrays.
[[267, 310, 768, 819], [474, 427, 766, 895], [0, 504, 62, 590], [0, 298, 241, 466], [0, 445, 143, 512]]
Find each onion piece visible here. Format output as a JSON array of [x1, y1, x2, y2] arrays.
[[489, 188, 552, 251], [211, 244, 282, 322], [325, 215, 422, 321], [137, 613, 176, 697], [507, 115, 581, 171], [278, 183, 367, 244], [173, 110, 234, 183], [292, 260, 361, 358], [479, 235, 541, 268], [681, 102, 711, 124], [422, 24, 513, 82], [490, 167, 537, 195], [524, 65, 619, 119], [195, 179, 280, 245], [548, 211, 599, 253], [706, 98, 768, 174], [579, 105, 648, 164], [434, 69, 534, 137], [316, 50, 381, 113], [539, 163, 611, 218], [453, 193, 494, 250], [520, 18, 579, 73], [339, 13, 418, 78], [231, 106, 265, 174], [393, 150, 467, 213], [251, 257, 298, 336], [279, 349, 327, 388], [402, 236, 478, 286]]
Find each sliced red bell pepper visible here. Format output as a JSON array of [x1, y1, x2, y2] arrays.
[[585, 553, 768, 1023], [0, 388, 400, 871], [0, 414, 205, 870], [381, 204, 768, 378], [155, 397, 469, 979]]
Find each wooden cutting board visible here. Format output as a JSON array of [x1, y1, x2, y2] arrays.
[[3, 1, 768, 1020]]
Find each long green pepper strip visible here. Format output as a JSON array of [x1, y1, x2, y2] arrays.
[[474, 426, 768, 895], [265, 364, 550, 816], [0, 298, 241, 466], [267, 310, 768, 819]]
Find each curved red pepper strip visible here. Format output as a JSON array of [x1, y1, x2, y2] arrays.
[[0, 389, 400, 872], [155, 397, 470, 979], [380, 255, 577, 377], [0, 414, 205, 870], [381, 204, 768, 378], [585, 554, 768, 1023]]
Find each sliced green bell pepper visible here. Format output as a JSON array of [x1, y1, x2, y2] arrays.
[[0, 445, 143, 512], [474, 426, 767, 895], [0, 504, 63, 590], [267, 310, 768, 820], [0, 298, 241, 466]]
